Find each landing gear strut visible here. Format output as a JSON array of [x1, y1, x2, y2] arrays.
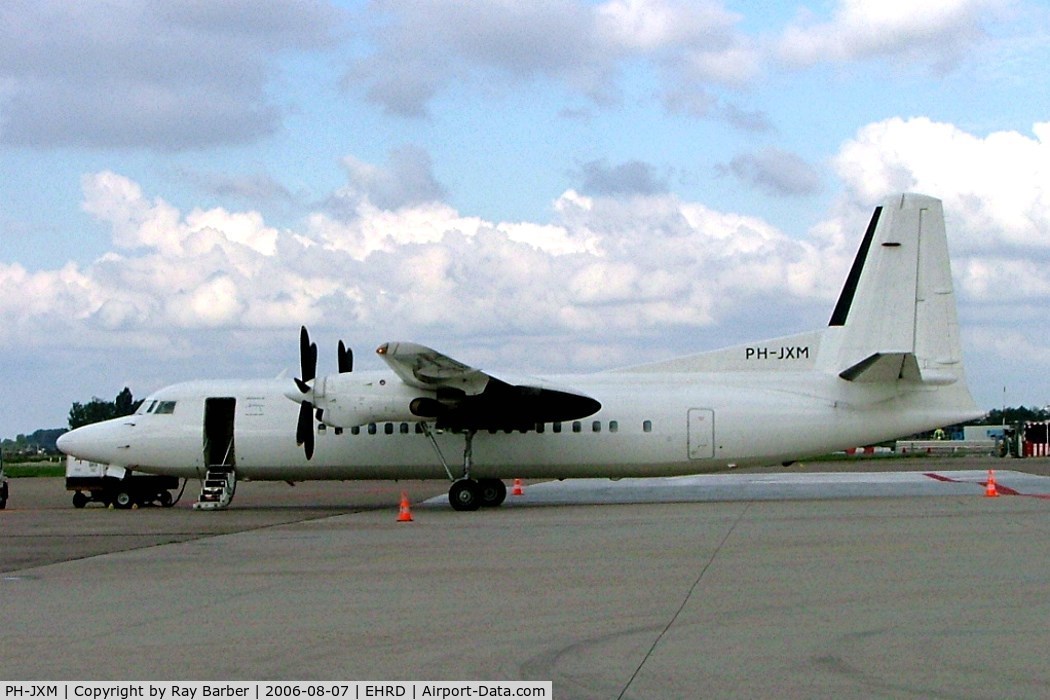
[[420, 424, 508, 511]]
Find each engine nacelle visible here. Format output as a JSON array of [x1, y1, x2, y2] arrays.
[[310, 371, 436, 428]]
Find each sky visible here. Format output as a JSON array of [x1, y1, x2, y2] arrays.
[[2, 0, 1050, 438]]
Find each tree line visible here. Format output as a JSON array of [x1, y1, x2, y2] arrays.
[[975, 405, 1050, 426], [67, 387, 139, 429]]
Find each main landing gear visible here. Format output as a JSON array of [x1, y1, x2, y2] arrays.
[[421, 424, 508, 512], [449, 477, 507, 511]]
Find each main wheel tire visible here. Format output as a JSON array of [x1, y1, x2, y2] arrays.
[[477, 478, 507, 508], [449, 479, 481, 511], [113, 490, 133, 509], [72, 491, 88, 509], [159, 490, 173, 507]]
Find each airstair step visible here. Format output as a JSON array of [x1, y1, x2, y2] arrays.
[[193, 468, 236, 510]]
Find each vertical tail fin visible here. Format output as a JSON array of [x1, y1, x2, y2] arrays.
[[824, 193, 964, 386]]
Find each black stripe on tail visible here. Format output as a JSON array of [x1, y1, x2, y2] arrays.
[[828, 206, 882, 327]]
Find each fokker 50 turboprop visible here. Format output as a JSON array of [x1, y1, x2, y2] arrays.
[[58, 194, 982, 510]]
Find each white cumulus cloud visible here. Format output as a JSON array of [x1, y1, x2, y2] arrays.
[[833, 117, 1050, 255], [777, 0, 1009, 70]]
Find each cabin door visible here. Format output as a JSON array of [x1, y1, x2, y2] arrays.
[[204, 397, 237, 467]]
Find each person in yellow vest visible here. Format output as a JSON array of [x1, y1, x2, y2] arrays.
[[933, 428, 946, 440]]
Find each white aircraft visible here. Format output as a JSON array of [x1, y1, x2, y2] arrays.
[[57, 193, 982, 510]]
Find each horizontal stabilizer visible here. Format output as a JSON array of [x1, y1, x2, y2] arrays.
[[839, 352, 958, 386], [839, 353, 920, 383]]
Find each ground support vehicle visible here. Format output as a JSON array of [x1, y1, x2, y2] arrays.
[[66, 456, 180, 509]]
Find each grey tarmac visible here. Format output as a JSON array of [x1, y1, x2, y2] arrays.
[[1, 457, 1048, 699]]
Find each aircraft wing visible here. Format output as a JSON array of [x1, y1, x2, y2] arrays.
[[377, 342, 601, 430], [377, 342, 491, 394]]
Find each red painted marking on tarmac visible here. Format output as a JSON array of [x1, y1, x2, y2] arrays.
[[924, 472, 1050, 499], [986, 481, 1021, 496]]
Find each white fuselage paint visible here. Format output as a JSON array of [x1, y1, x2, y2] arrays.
[[66, 368, 975, 483]]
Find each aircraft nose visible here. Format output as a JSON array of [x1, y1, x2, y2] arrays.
[[56, 419, 131, 463], [57, 424, 99, 458], [55, 430, 74, 454]]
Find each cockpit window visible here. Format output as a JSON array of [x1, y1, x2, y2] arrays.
[[137, 400, 157, 415], [154, 401, 177, 415]]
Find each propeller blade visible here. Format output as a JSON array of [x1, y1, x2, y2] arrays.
[[296, 401, 315, 460], [299, 326, 317, 384], [338, 340, 353, 373]]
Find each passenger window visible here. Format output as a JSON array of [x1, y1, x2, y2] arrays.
[[553, 422, 562, 434], [384, 423, 394, 435], [592, 421, 601, 433], [368, 423, 377, 435], [572, 421, 581, 433], [400, 423, 409, 434], [536, 423, 545, 434], [643, 420, 652, 433], [415, 424, 424, 434], [351, 426, 360, 435], [609, 421, 618, 433]]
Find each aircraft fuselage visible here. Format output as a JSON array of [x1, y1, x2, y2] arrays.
[[61, 370, 970, 483]]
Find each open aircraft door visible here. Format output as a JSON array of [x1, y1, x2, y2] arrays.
[[688, 408, 714, 459], [204, 397, 237, 468]]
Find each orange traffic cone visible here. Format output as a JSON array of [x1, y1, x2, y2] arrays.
[[397, 492, 414, 521], [512, 478, 524, 496], [984, 470, 999, 498]]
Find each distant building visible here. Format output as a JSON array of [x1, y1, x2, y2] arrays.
[[963, 425, 1006, 442]]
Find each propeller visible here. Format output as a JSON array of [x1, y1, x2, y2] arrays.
[[338, 340, 353, 374], [294, 326, 318, 460], [293, 326, 353, 461], [296, 326, 317, 394], [296, 399, 315, 460]]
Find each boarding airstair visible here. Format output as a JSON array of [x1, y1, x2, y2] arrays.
[[193, 467, 236, 510], [195, 421, 236, 510]]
